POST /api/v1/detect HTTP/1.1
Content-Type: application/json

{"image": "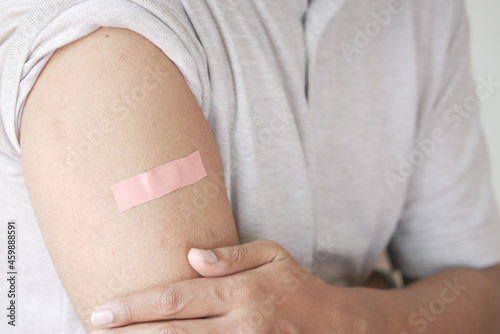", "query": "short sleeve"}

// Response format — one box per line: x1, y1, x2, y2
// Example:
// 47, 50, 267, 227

389, 0, 500, 279
0, 0, 210, 157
